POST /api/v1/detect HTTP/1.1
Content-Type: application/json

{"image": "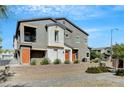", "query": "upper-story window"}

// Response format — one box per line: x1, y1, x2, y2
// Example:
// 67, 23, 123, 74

65, 33, 69, 38
87, 53, 89, 57
75, 36, 80, 43
63, 21, 65, 24
55, 30, 59, 42
17, 30, 20, 42
24, 26, 36, 42
84, 38, 87, 45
